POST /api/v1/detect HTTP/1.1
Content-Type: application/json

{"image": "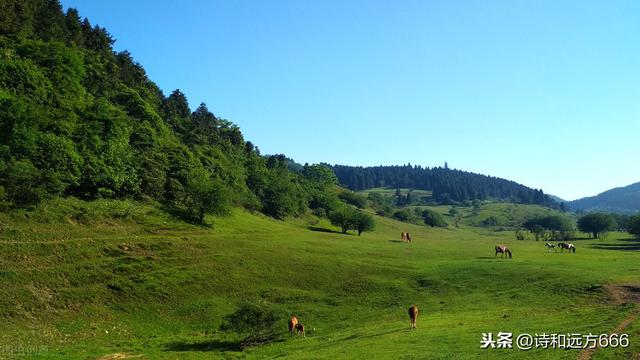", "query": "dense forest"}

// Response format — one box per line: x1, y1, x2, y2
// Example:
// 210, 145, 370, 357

0, 0, 563, 229
331, 164, 563, 209
0, 0, 378, 230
